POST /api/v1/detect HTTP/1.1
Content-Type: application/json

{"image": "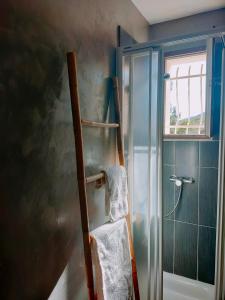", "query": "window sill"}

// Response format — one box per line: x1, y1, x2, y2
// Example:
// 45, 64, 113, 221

163, 135, 214, 142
